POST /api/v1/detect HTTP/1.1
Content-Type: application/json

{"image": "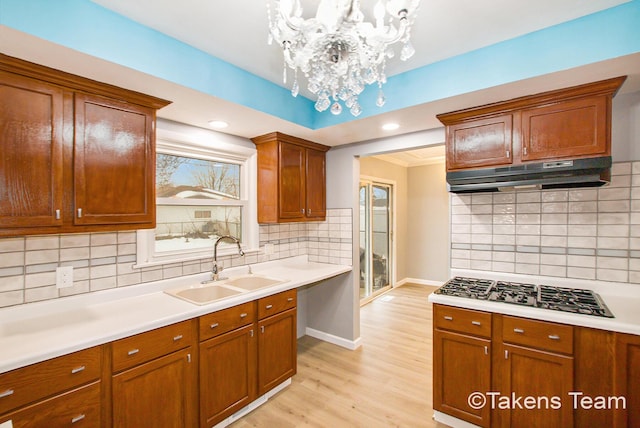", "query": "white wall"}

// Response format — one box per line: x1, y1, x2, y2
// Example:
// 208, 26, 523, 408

612, 91, 640, 162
